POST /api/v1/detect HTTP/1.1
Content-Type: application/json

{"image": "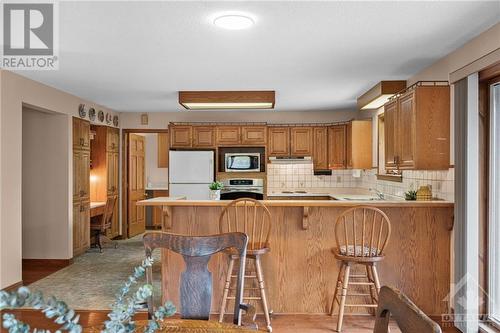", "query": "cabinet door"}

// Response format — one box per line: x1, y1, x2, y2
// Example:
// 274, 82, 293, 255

216, 126, 241, 145
312, 127, 328, 170
290, 127, 313, 156
73, 118, 81, 148
193, 126, 215, 147
328, 125, 346, 169
398, 92, 416, 169
241, 126, 267, 145
107, 128, 119, 152
73, 151, 81, 201
79, 150, 91, 200
384, 101, 398, 169
157, 133, 169, 167
108, 194, 120, 238
268, 127, 290, 156
80, 201, 90, 250
106, 151, 119, 195
72, 201, 81, 252
170, 125, 192, 148
80, 120, 91, 150
346, 122, 353, 168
